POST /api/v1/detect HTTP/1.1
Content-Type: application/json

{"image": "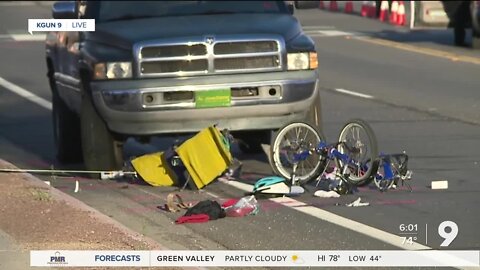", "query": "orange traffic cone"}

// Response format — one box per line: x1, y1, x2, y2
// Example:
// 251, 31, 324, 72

390, 1, 399, 24
361, 1, 369, 17
329, 1, 339, 12
319, 1, 325, 9
379, 1, 389, 21
344, 1, 353, 14
397, 1, 406, 26
367, 1, 377, 18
